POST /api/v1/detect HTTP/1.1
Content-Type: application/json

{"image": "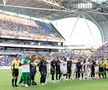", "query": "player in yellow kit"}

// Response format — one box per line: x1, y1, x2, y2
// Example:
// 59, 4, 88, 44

106, 61, 108, 71
11, 54, 20, 87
